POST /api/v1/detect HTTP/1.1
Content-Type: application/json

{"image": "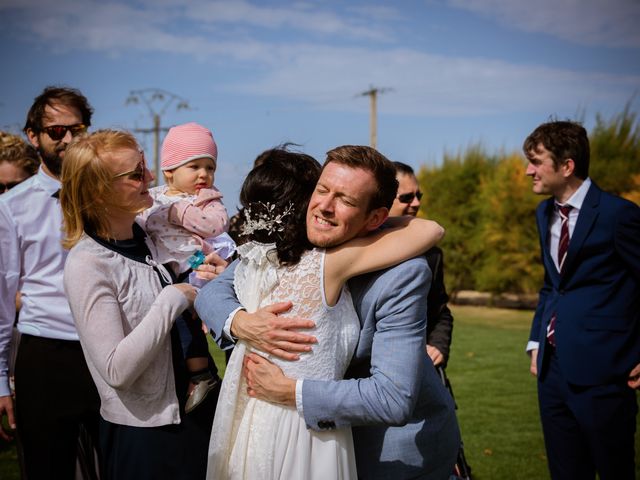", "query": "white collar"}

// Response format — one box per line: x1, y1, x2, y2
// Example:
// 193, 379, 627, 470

558, 177, 591, 210
36, 165, 62, 195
